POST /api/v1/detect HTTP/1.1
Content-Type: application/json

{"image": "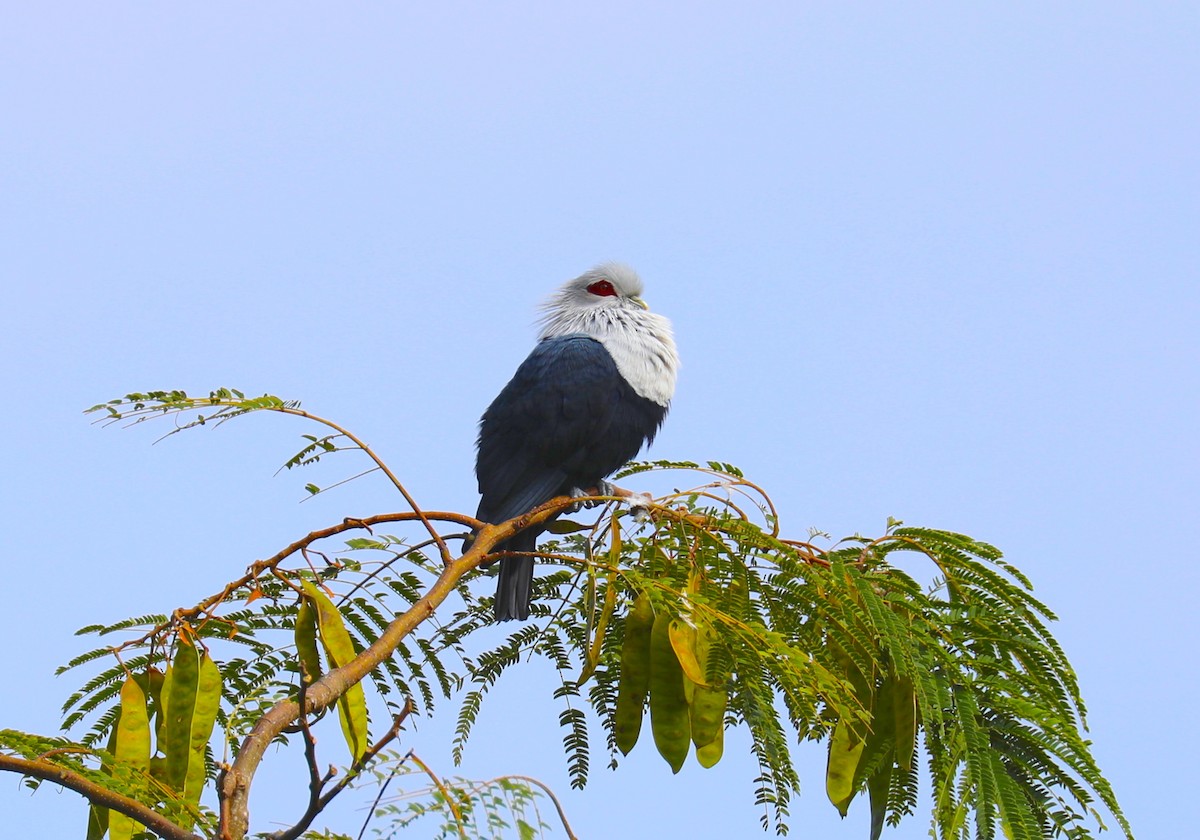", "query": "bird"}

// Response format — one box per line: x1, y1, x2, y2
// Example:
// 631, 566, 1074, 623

472, 263, 679, 621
